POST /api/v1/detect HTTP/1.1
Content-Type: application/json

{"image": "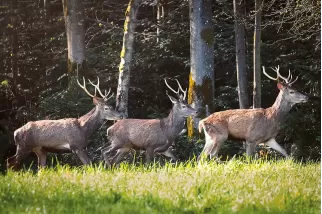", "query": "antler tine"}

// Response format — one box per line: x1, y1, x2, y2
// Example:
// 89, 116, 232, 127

77, 77, 95, 98
272, 65, 289, 83
164, 78, 179, 95
88, 77, 106, 98
104, 88, 111, 97
287, 69, 292, 83
105, 92, 114, 101
175, 79, 187, 100
288, 76, 298, 85
262, 66, 278, 81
